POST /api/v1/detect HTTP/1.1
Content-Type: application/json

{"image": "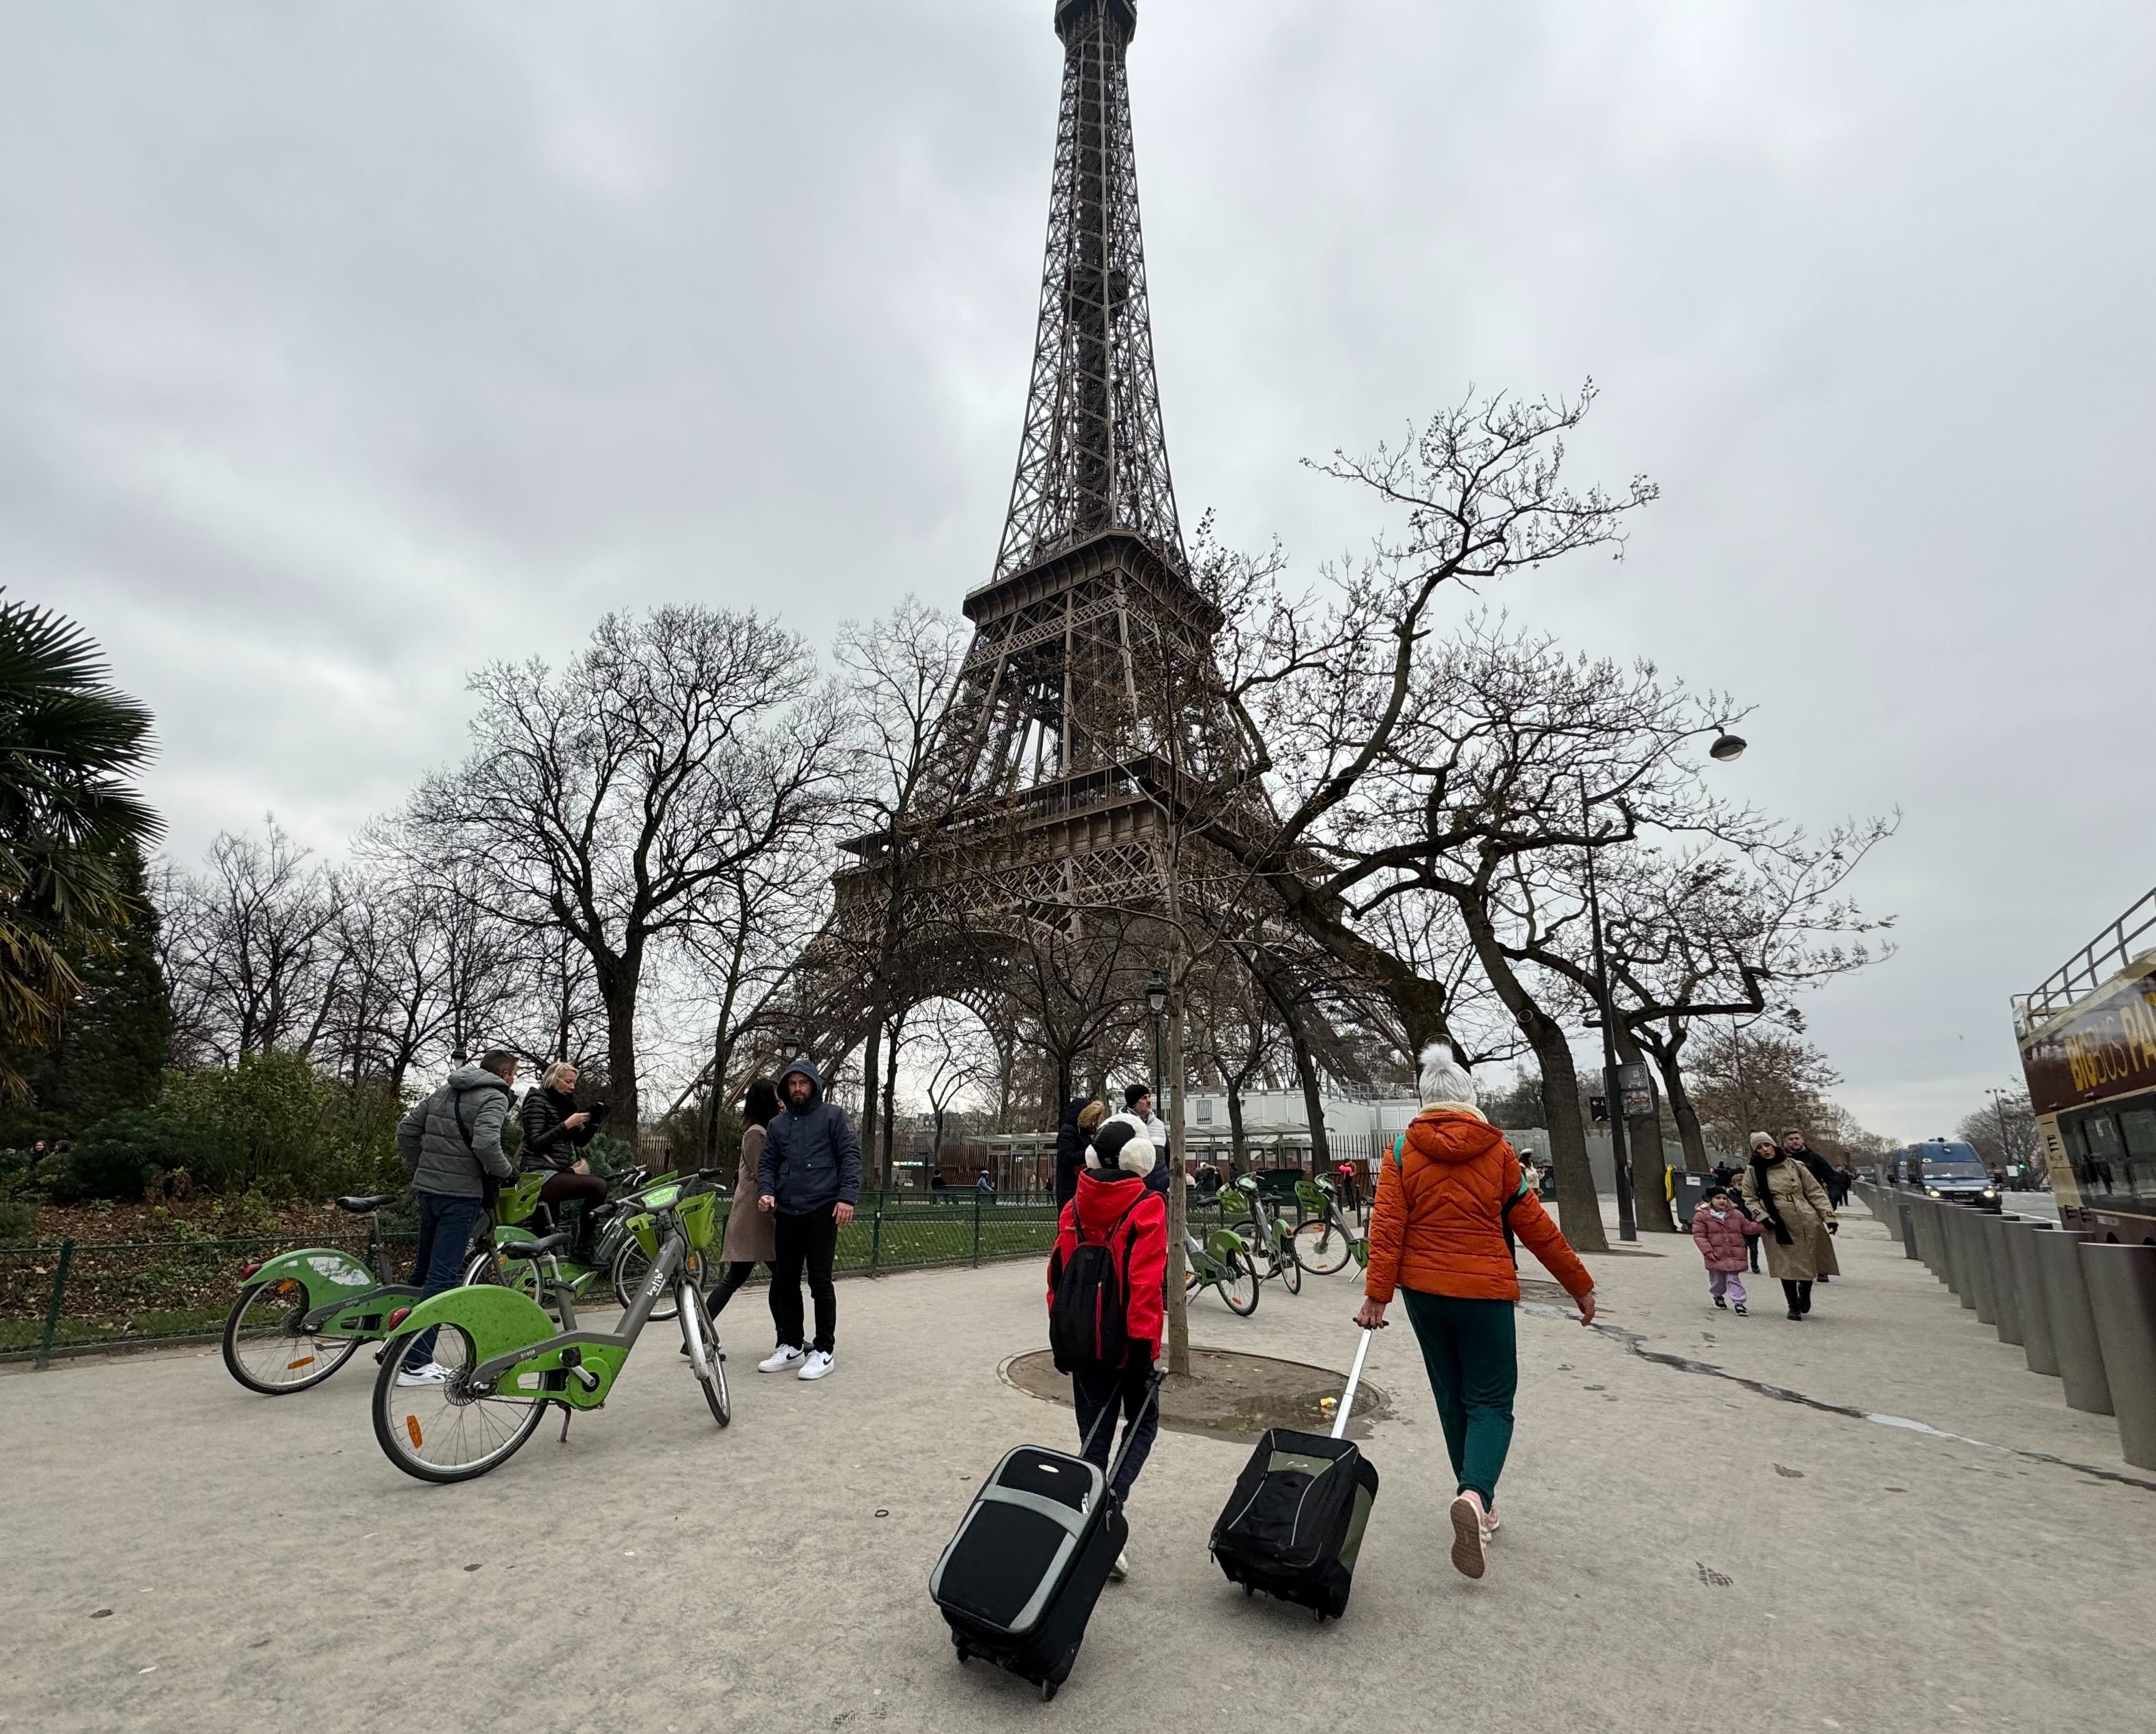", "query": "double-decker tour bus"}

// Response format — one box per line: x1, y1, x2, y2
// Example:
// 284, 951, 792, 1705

2014, 884, 2156, 1243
